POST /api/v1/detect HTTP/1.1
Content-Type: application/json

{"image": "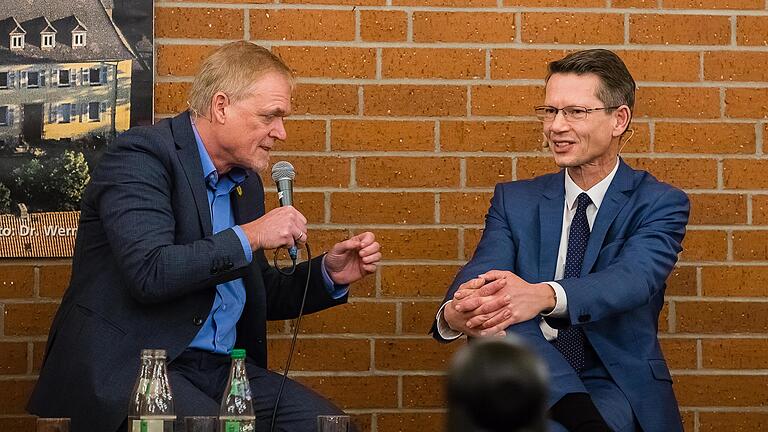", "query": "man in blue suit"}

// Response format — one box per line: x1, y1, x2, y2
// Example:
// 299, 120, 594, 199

28, 41, 381, 432
433, 49, 688, 432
